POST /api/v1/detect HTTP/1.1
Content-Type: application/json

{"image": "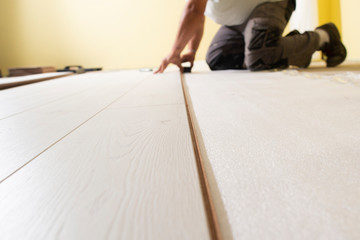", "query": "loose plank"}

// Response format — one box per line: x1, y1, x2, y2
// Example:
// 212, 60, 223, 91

184, 69, 360, 240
